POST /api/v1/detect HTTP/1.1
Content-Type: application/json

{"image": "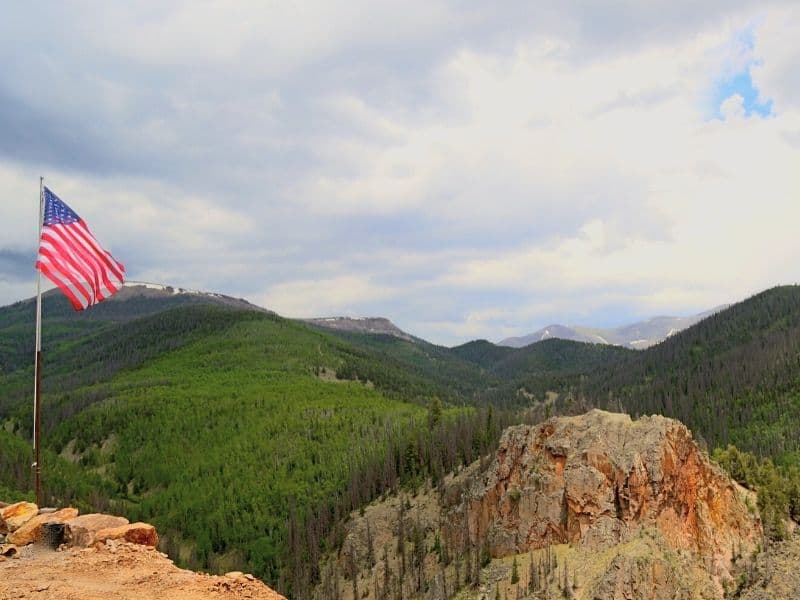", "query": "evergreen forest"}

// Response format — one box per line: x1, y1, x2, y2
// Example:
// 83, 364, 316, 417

3, 284, 800, 597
